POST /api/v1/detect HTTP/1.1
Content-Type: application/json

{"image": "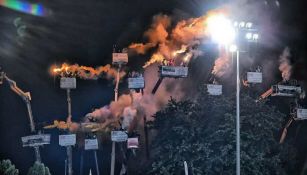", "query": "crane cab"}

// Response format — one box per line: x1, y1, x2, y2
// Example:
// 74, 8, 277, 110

159, 66, 188, 78
271, 85, 301, 97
